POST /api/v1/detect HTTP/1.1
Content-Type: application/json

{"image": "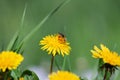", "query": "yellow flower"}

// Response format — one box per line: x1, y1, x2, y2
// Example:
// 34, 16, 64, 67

49, 71, 80, 80
91, 44, 120, 66
0, 51, 24, 72
39, 33, 71, 56
19, 77, 24, 80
